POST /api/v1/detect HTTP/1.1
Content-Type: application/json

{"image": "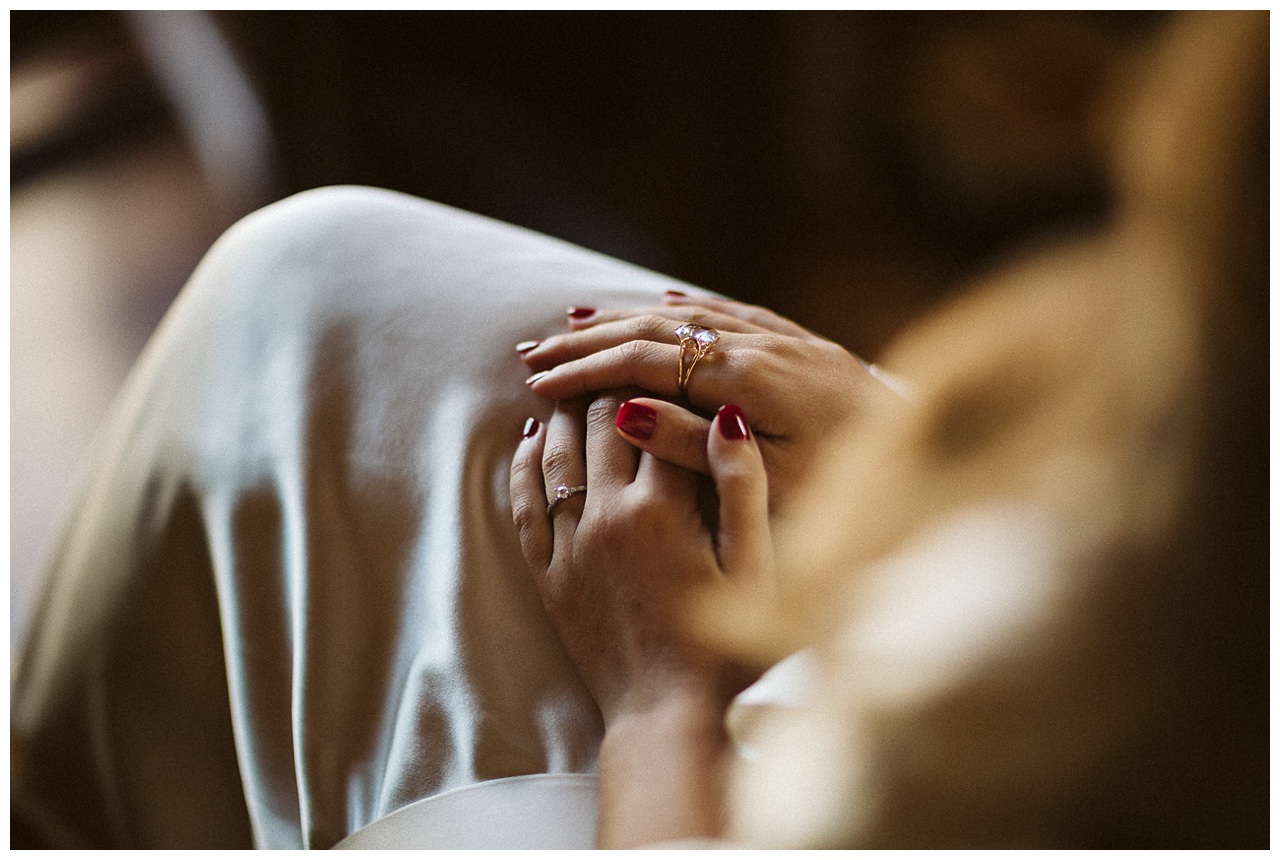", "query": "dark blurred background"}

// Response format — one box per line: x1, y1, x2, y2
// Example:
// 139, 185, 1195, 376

10, 11, 1172, 644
